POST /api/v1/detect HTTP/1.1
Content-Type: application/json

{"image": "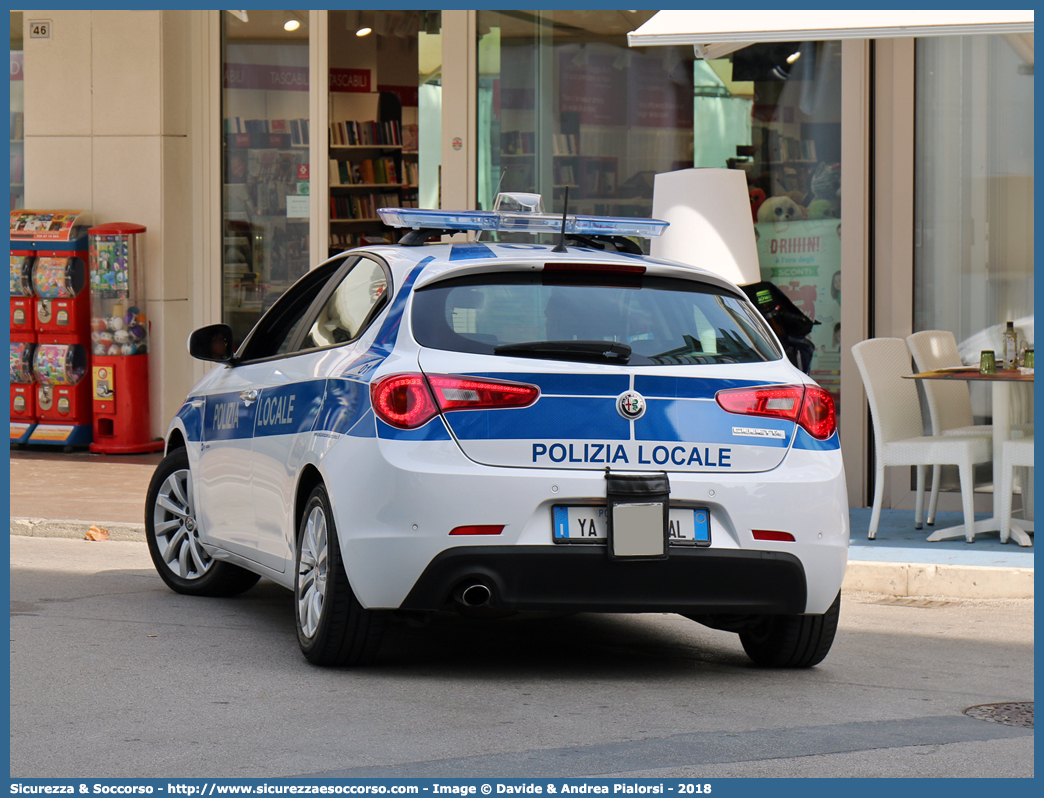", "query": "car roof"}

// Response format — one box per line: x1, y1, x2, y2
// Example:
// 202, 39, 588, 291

351, 240, 748, 298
